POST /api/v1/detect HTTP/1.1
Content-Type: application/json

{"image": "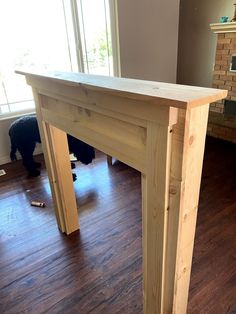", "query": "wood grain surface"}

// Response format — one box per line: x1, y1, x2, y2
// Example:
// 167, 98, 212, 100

0, 137, 235, 313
